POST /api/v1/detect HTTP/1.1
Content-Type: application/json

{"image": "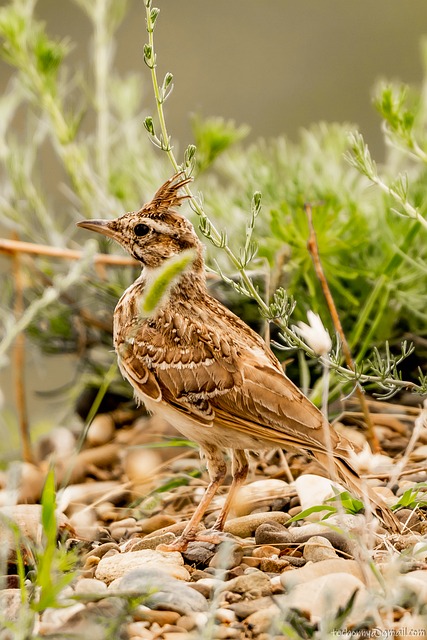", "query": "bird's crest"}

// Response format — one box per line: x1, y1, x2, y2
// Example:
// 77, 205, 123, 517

143, 171, 192, 217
